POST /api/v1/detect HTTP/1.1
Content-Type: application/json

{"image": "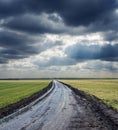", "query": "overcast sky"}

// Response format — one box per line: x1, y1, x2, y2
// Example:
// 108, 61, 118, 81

0, 0, 118, 78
